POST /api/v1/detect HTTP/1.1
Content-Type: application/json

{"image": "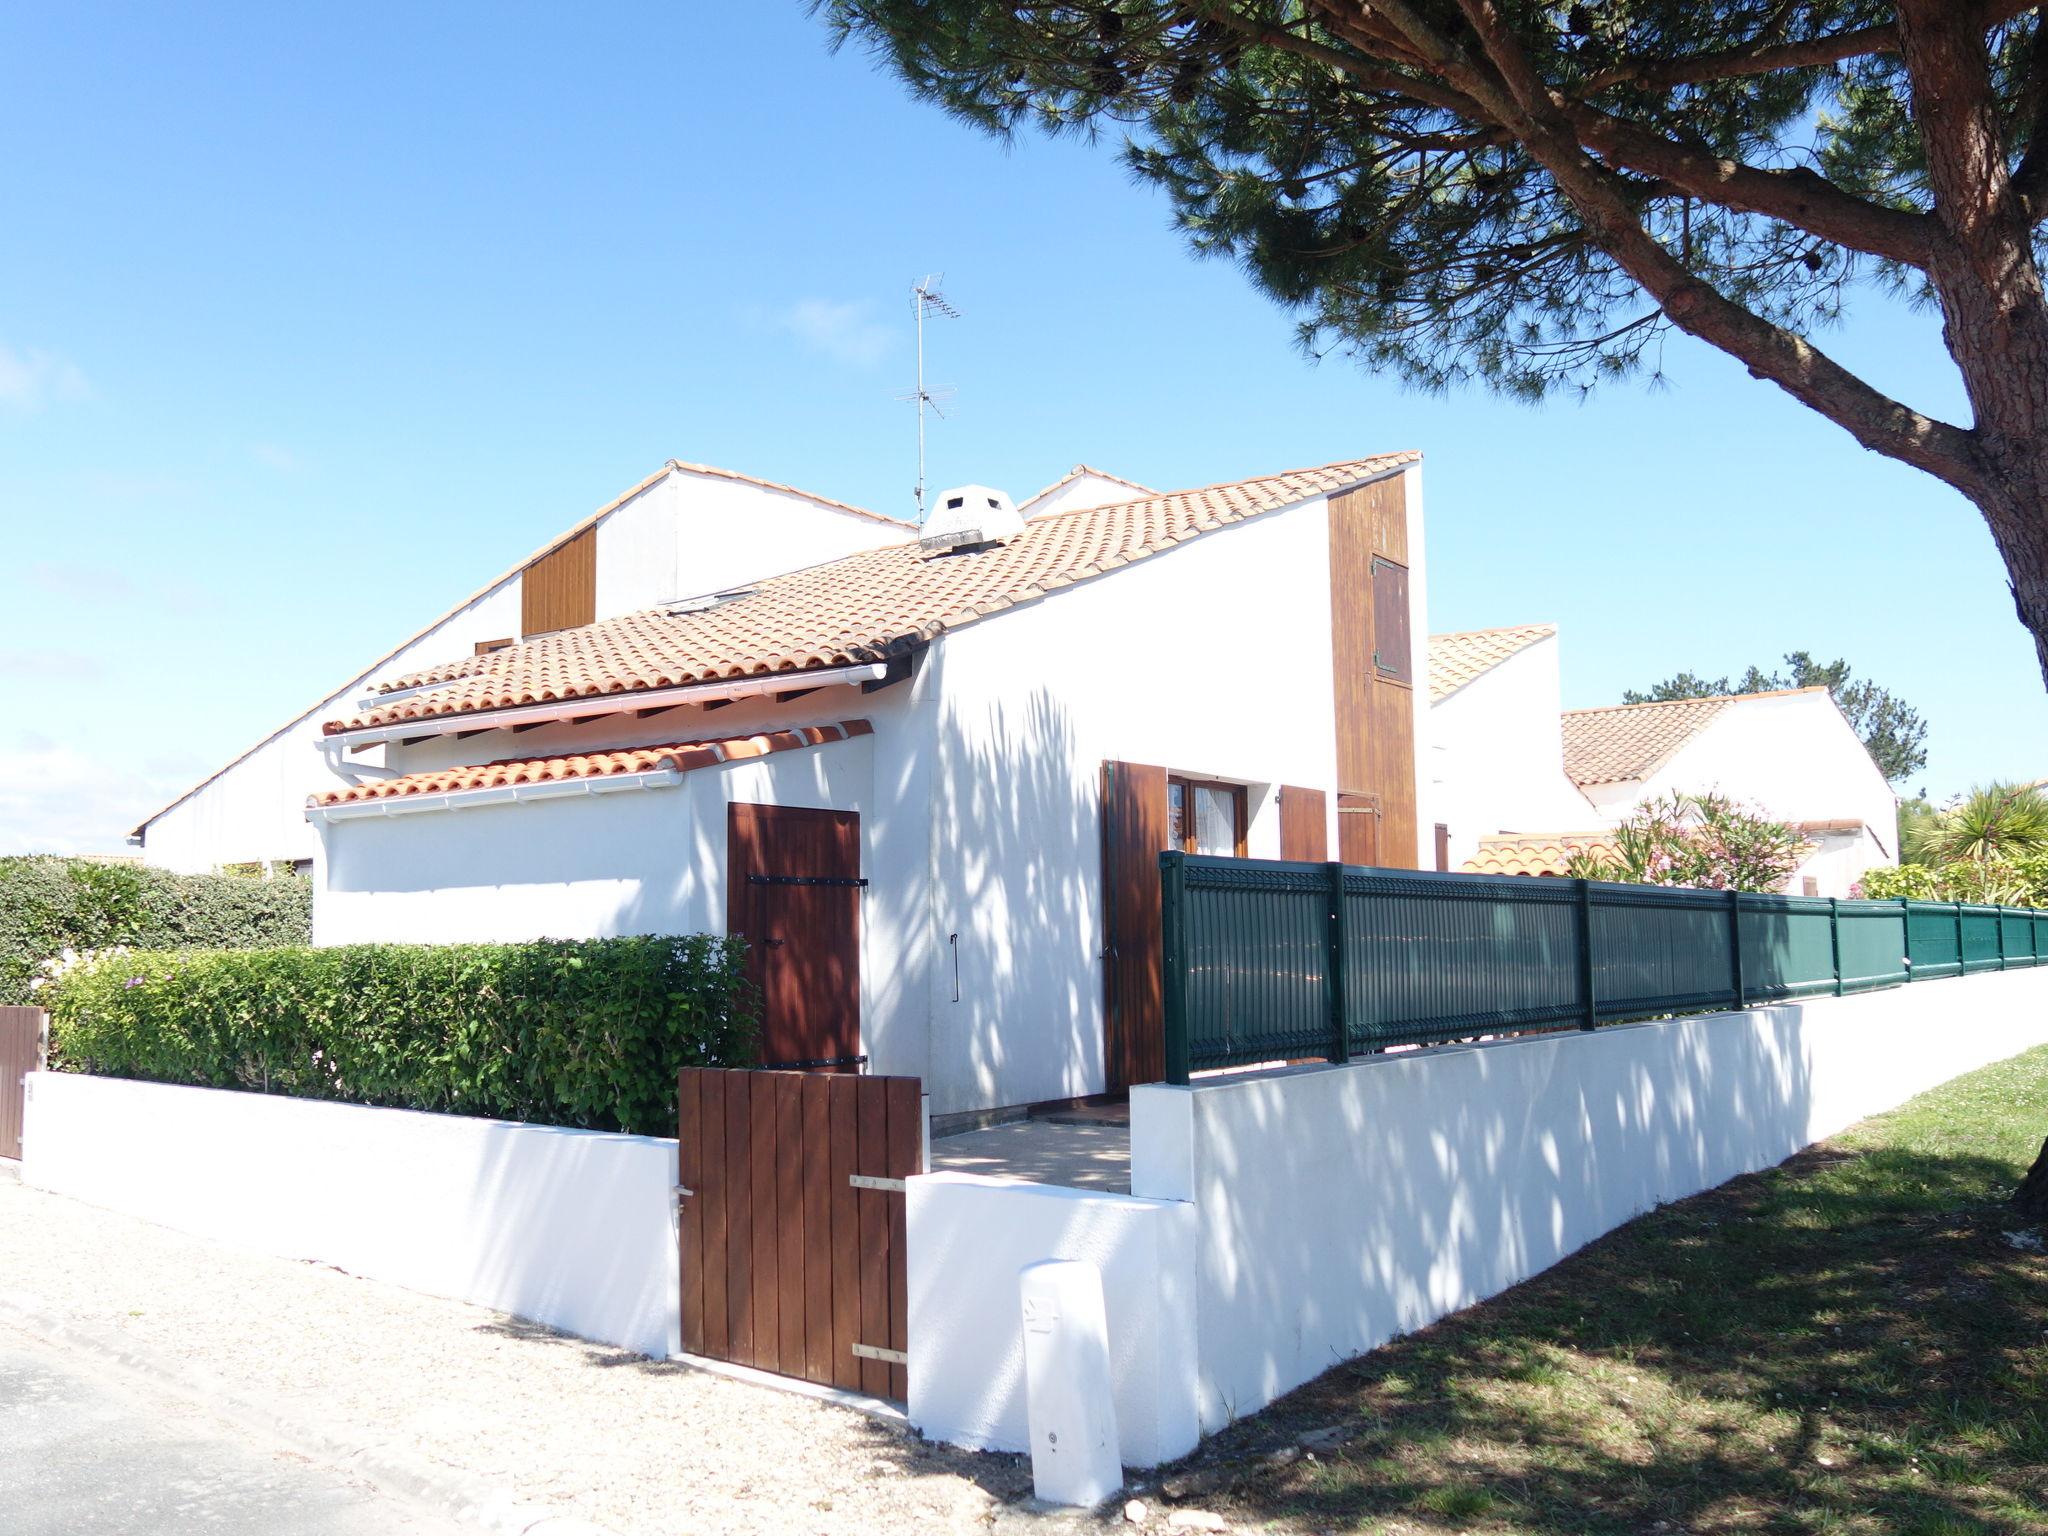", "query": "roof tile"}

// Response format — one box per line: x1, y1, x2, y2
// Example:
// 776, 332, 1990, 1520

1427, 624, 1555, 703
312, 720, 874, 807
